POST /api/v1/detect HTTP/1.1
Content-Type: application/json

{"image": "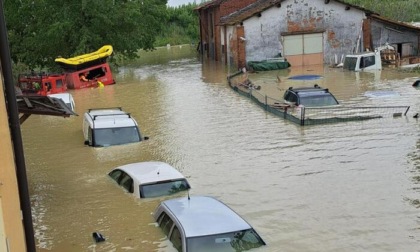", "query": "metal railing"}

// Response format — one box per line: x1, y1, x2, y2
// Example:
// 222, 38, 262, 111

227, 71, 410, 126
